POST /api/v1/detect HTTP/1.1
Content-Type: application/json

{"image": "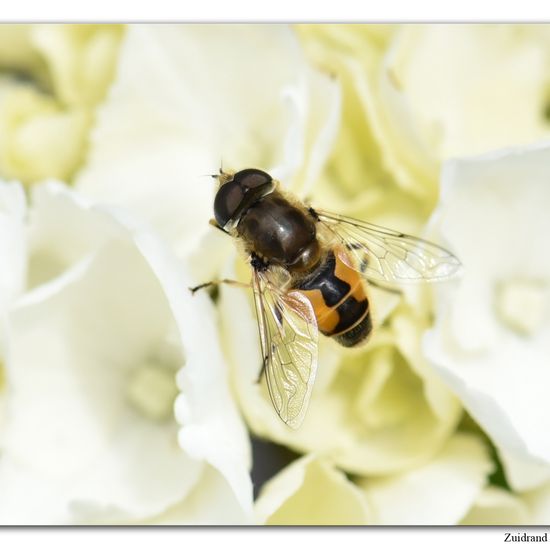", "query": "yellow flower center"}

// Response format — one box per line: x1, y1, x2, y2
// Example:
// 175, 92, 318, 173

126, 361, 179, 422
495, 278, 548, 336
